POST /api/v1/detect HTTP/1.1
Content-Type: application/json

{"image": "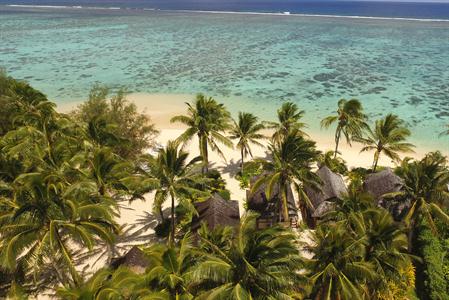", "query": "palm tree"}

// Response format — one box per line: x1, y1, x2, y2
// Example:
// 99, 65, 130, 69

265, 102, 308, 144
354, 209, 411, 297
142, 141, 203, 244
137, 234, 196, 299
171, 94, 232, 173
307, 222, 377, 300
251, 130, 321, 225
321, 98, 367, 159
229, 112, 265, 173
192, 212, 306, 299
357, 114, 414, 171
395, 152, 449, 249
57, 267, 139, 299
322, 189, 374, 222
317, 150, 348, 175
0, 173, 118, 287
